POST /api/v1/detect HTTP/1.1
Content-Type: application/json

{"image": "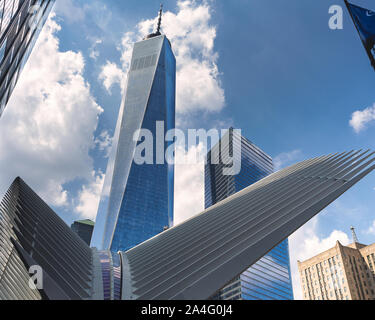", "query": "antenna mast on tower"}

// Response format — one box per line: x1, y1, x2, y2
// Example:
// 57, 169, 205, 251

156, 4, 163, 34
350, 226, 359, 243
